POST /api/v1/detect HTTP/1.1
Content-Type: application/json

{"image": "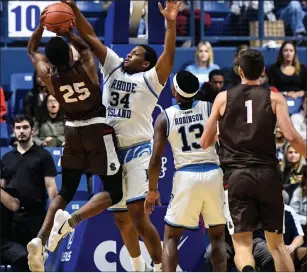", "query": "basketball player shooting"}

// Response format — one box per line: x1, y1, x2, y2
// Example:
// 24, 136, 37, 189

200, 49, 306, 272
26, 9, 123, 272
59, 0, 181, 271
144, 71, 227, 272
